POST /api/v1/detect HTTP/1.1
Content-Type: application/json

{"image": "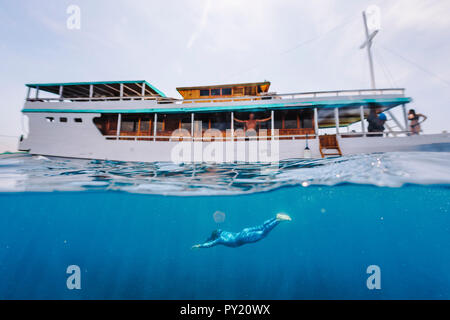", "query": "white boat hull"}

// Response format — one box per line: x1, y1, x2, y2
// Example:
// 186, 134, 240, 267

19, 112, 450, 162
